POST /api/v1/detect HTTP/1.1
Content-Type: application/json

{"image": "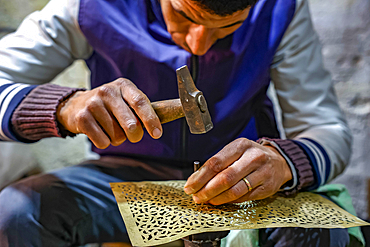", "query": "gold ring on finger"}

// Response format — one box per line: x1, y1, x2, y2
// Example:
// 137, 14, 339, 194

242, 177, 253, 192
